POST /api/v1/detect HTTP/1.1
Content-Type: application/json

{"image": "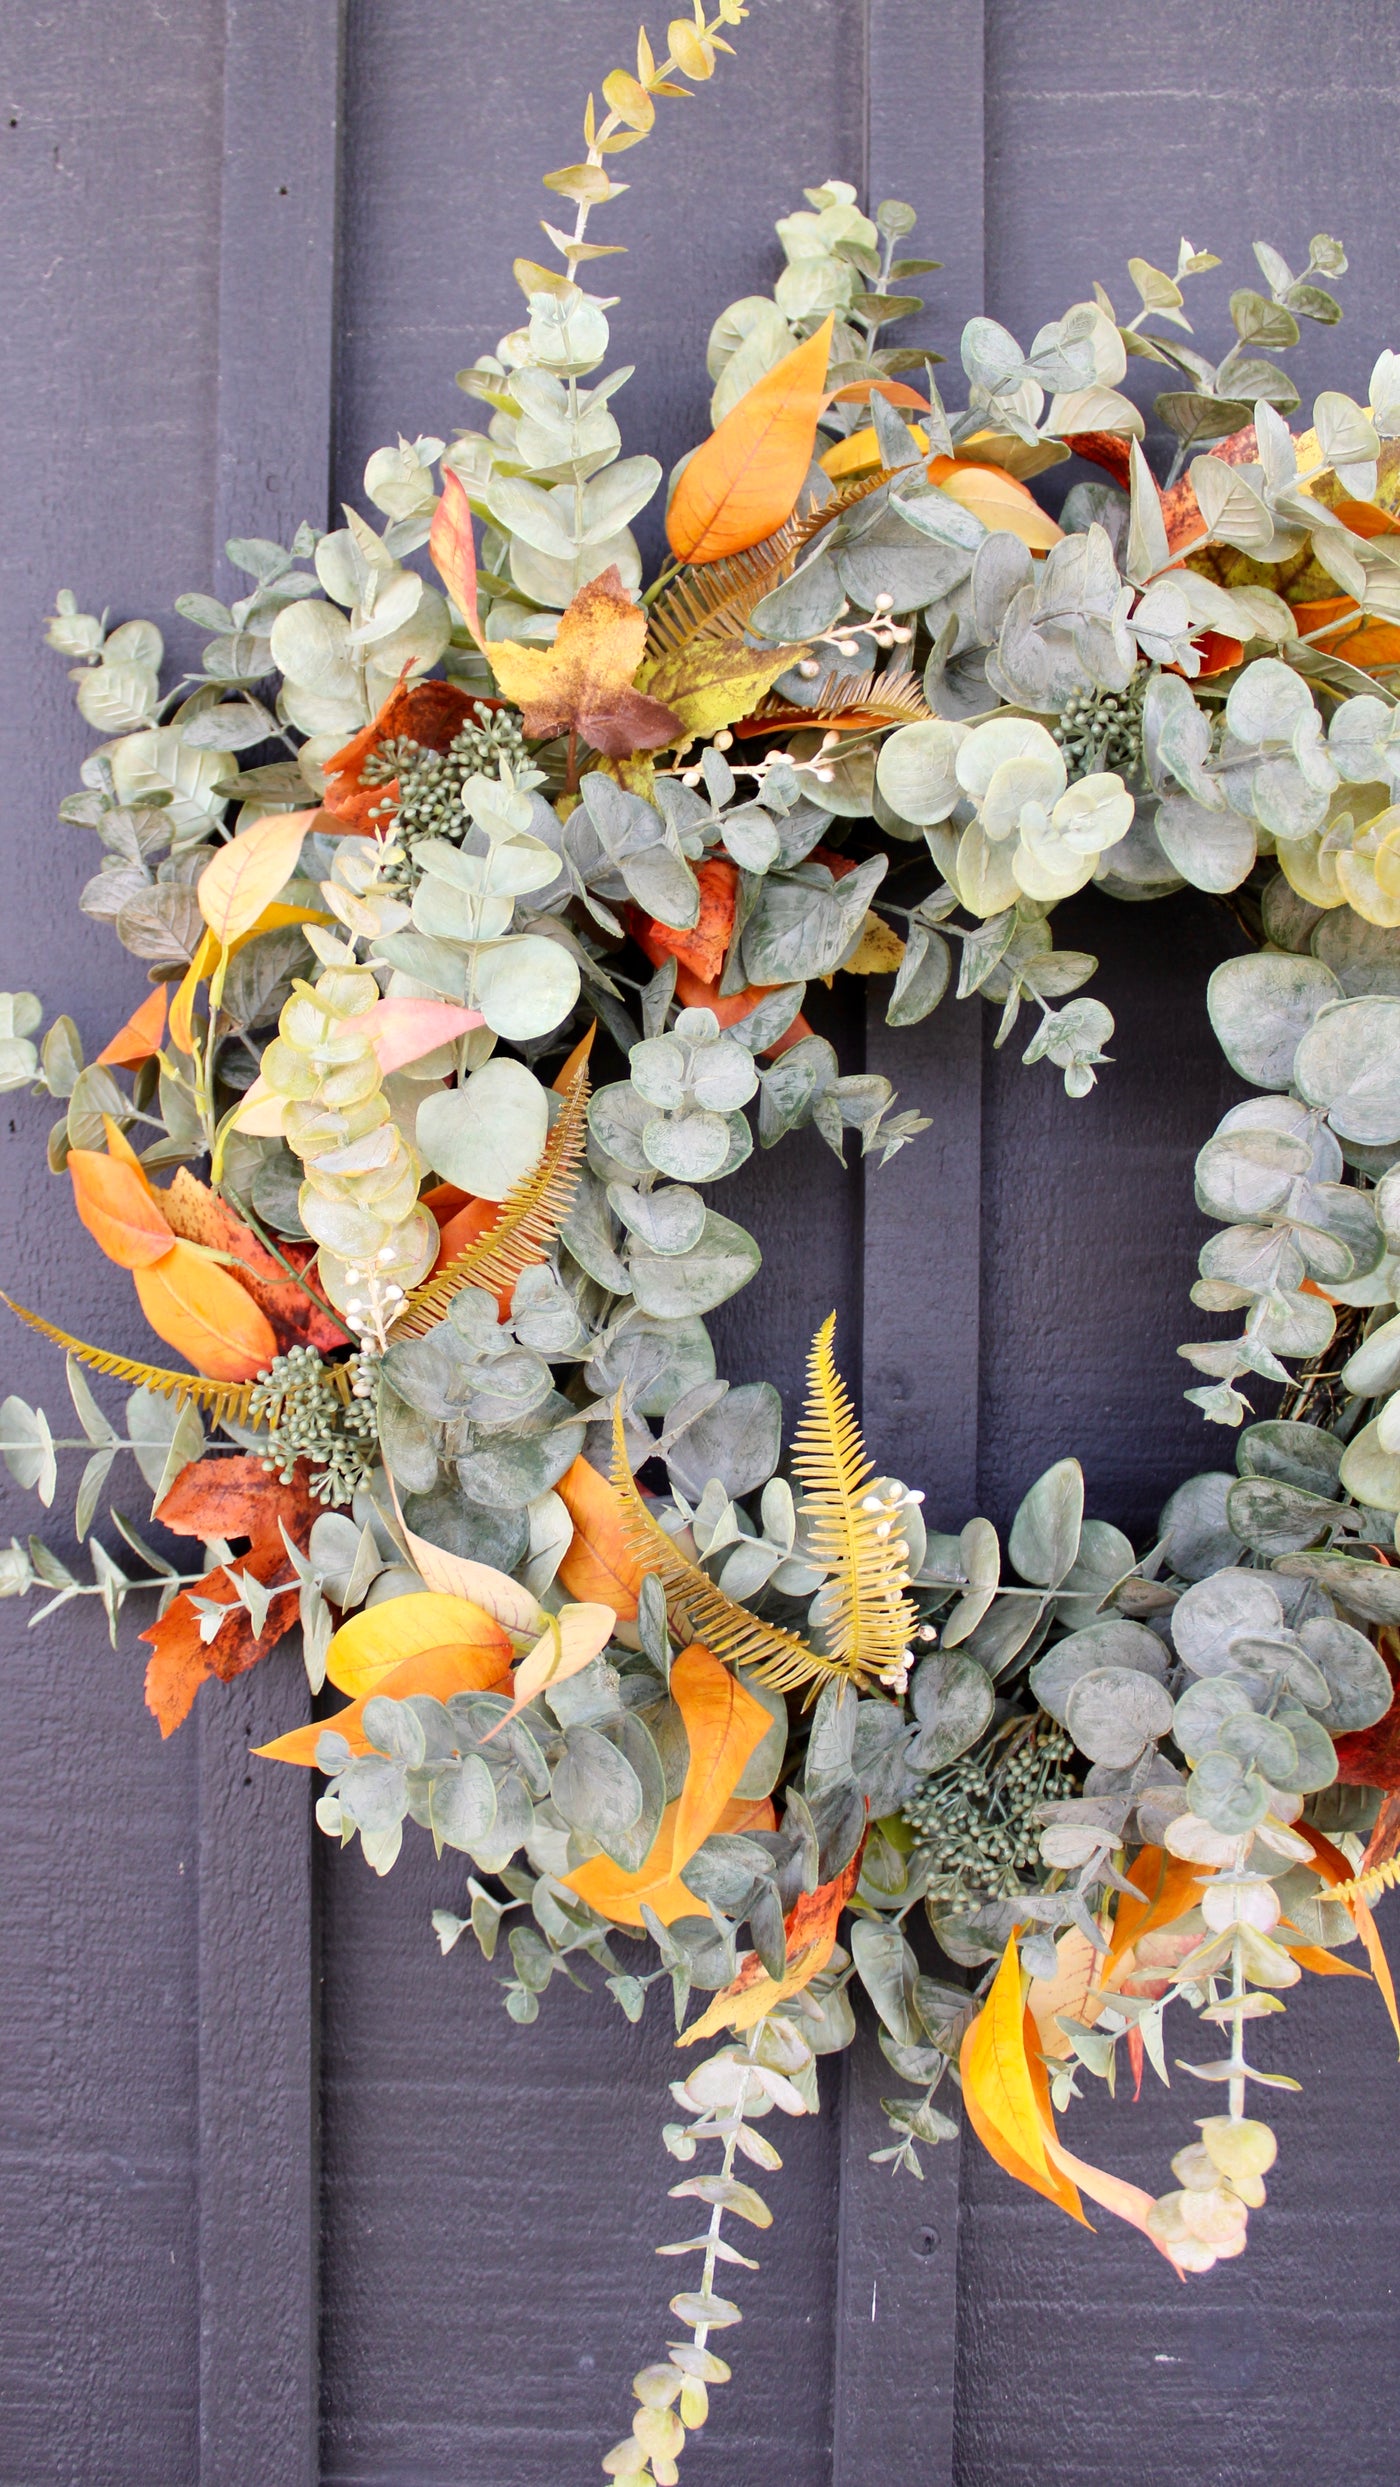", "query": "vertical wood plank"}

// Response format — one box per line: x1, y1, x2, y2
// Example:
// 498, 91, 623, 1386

837, 5, 987, 2480
198, 6, 344, 2480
